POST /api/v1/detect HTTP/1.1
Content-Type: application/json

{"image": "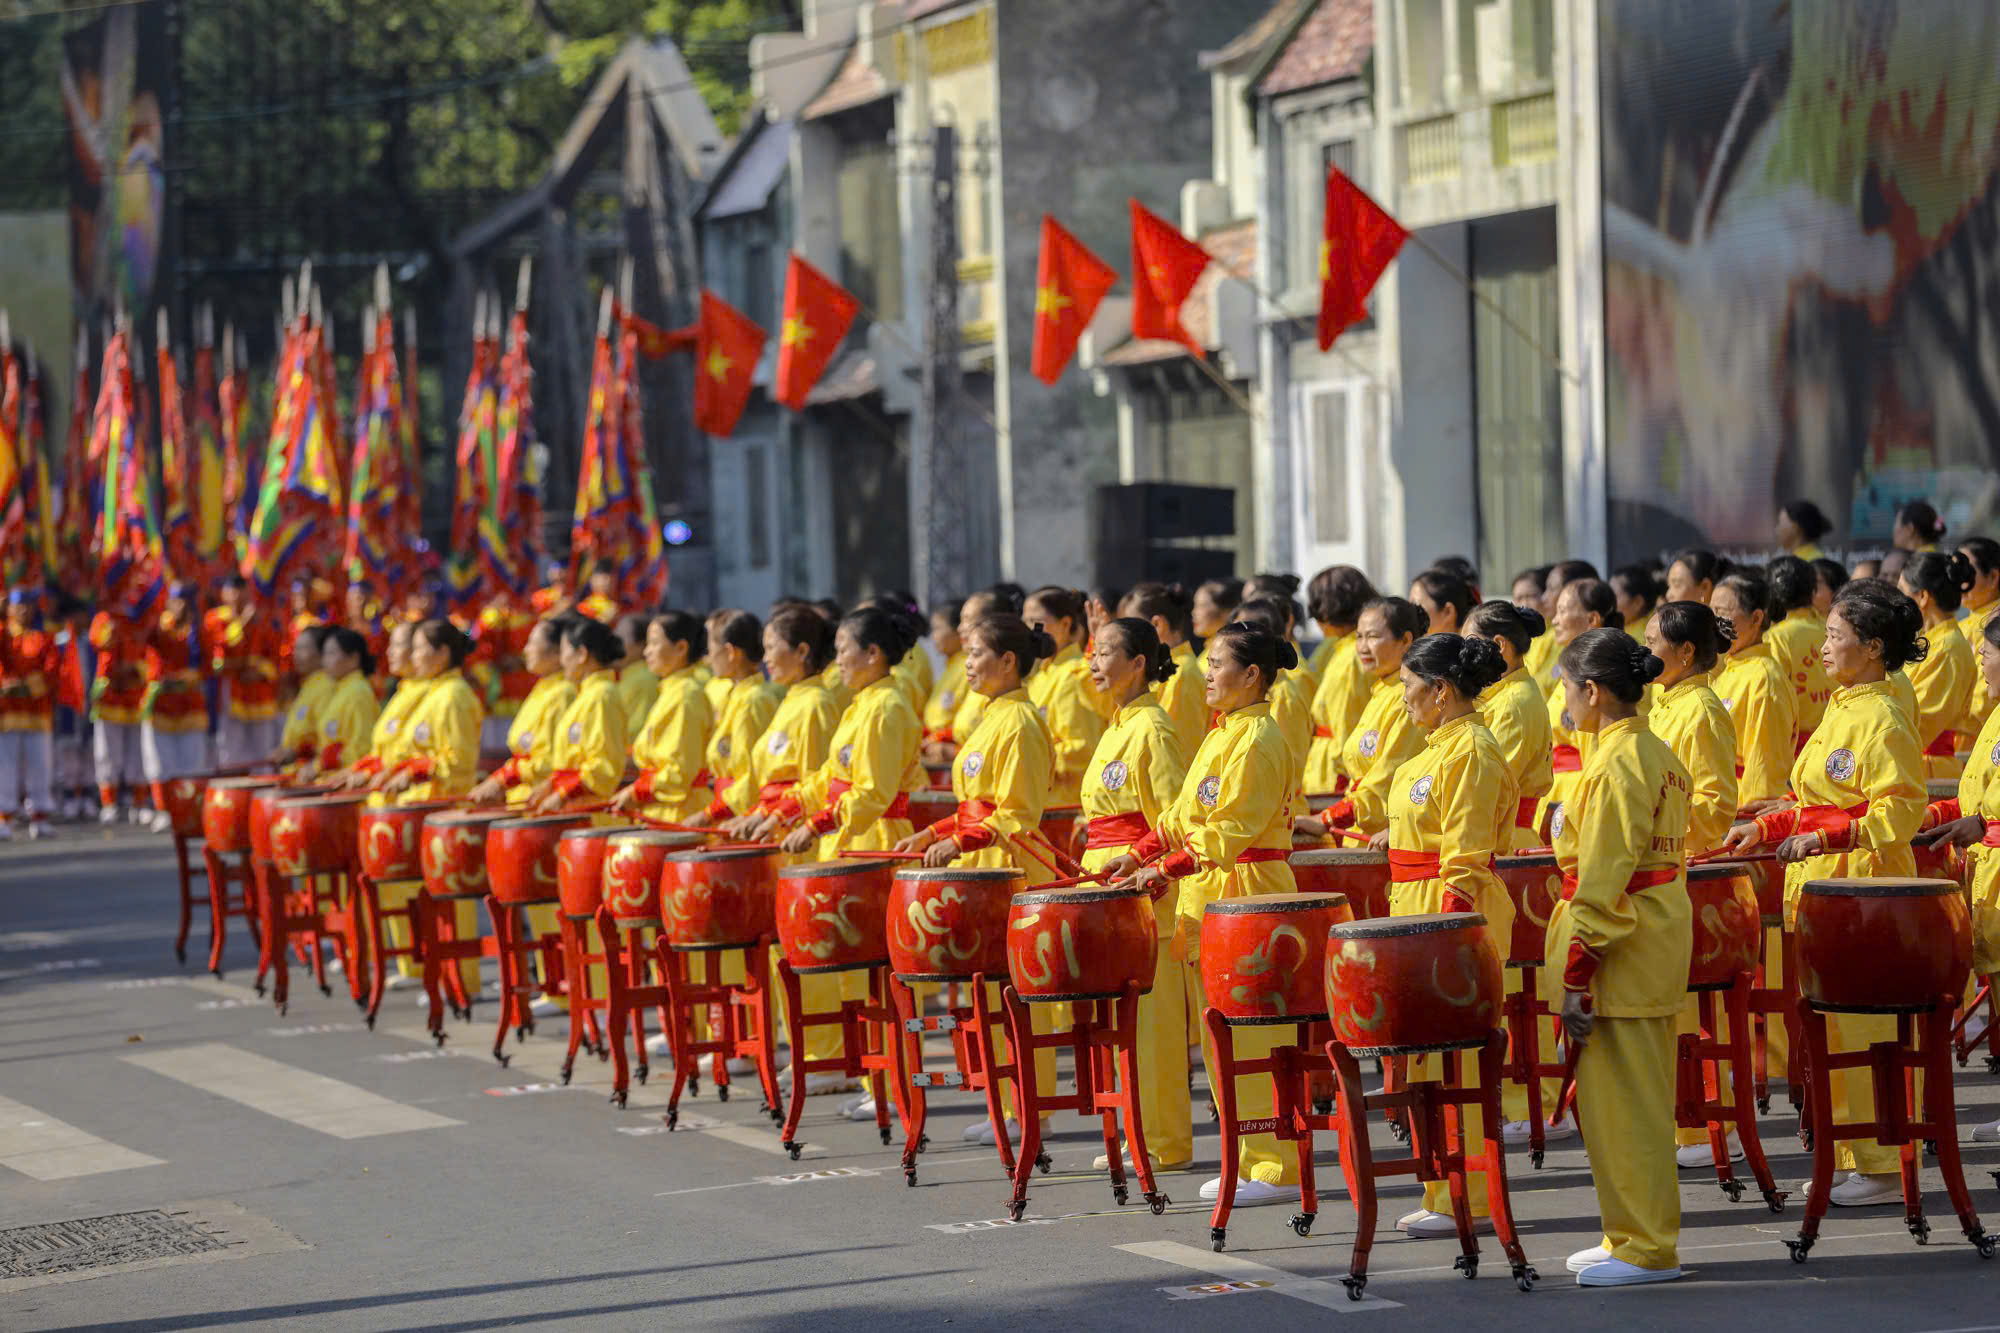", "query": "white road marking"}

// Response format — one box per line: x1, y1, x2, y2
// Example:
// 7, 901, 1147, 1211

1115, 1241, 1402, 1312
926, 1217, 1060, 1234
124, 1043, 460, 1138
0, 1093, 163, 1180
